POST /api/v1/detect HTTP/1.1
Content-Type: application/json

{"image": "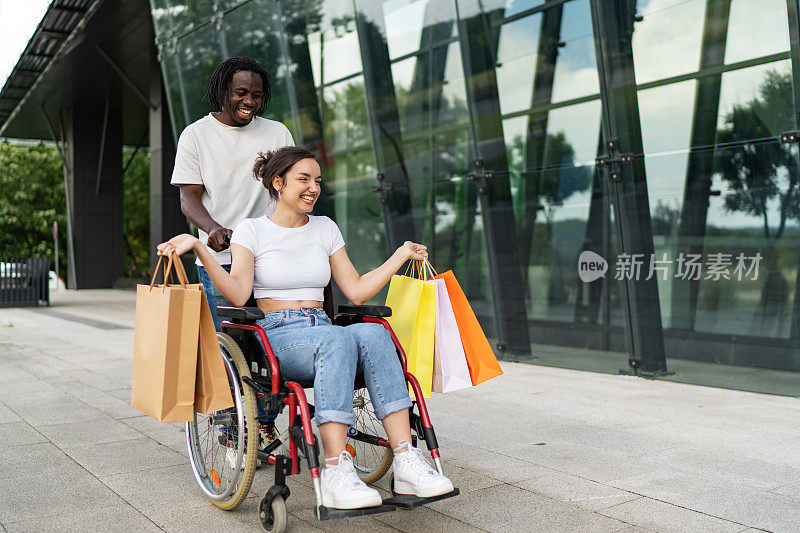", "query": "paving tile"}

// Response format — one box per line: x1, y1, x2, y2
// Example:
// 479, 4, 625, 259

36, 416, 143, 447
106, 387, 132, 402
63, 437, 187, 476
51, 380, 142, 420
373, 504, 485, 533
599, 496, 744, 533
0, 403, 20, 424
514, 472, 640, 511
449, 451, 552, 483
0, 385, 62, 407
0, 442, 86, 481
611, 470, 800, 531
0, 421, 47, 447
10, 397, 106, 427
769, 480, 800, 501
119, 415, 188, 449
638, 445, 800, 491
3, 504, 160, 533
0, 470, 128, 524
100, 464, 211, 514
504, 440, 658, 484
426, 483, 628, 532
